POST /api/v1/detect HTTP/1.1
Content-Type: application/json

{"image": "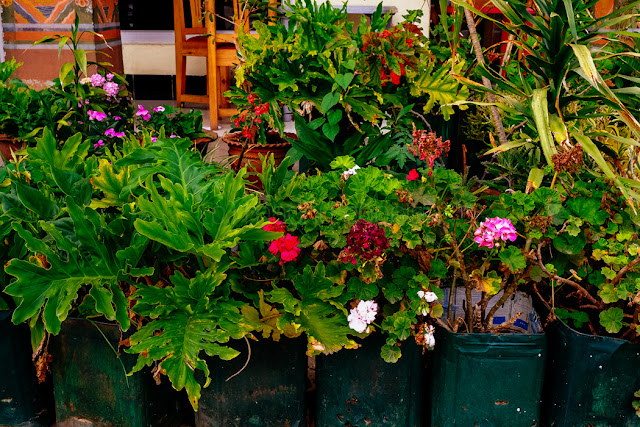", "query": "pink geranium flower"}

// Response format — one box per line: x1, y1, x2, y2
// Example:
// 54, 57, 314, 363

474, 217, 517, 248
